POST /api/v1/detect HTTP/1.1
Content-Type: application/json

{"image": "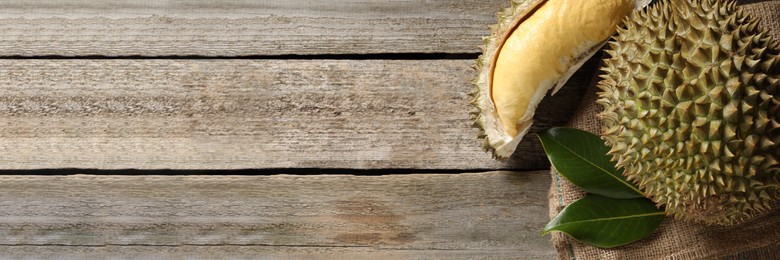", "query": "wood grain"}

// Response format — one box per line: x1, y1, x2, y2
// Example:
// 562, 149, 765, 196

0, 0, 505, 56
0, 246, 549, 260
0, 58, 596, 170
0, 0, 773, 57
0, 171, 555, 259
